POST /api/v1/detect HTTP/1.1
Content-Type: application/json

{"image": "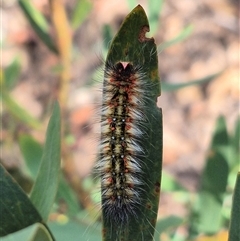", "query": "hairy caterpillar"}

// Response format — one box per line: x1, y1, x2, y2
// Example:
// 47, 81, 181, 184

96, 61, 148, 225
